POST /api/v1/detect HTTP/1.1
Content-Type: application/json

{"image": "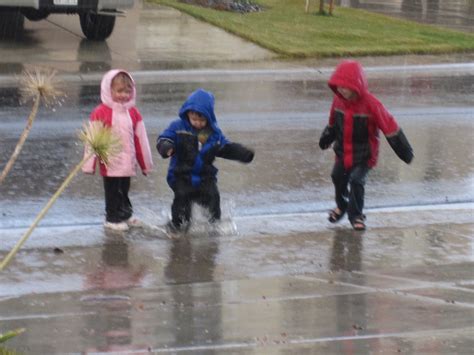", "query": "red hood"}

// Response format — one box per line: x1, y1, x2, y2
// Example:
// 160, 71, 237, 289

328, 60, 368, 101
